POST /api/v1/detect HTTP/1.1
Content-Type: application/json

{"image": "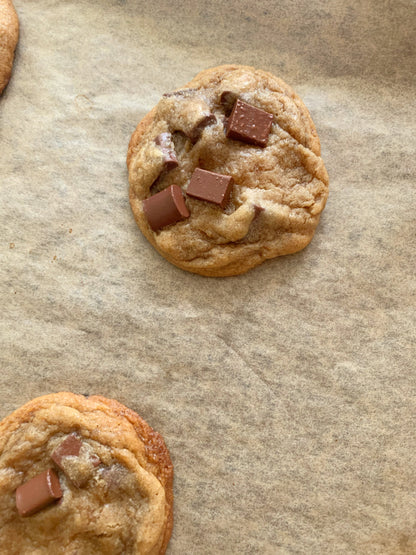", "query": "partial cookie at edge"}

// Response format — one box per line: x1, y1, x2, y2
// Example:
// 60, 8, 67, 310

0, 0, 19, 94
0, 392, 173, 554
